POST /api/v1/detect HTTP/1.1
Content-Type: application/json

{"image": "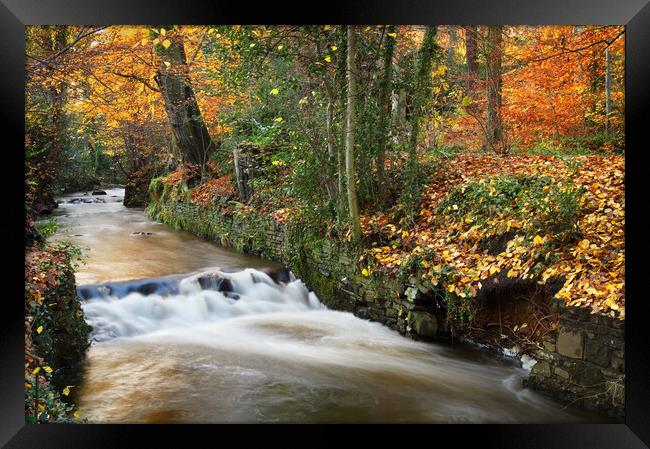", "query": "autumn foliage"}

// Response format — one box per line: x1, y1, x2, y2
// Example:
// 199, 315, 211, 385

360, 153, 624, 319
190, 175, 236, 206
